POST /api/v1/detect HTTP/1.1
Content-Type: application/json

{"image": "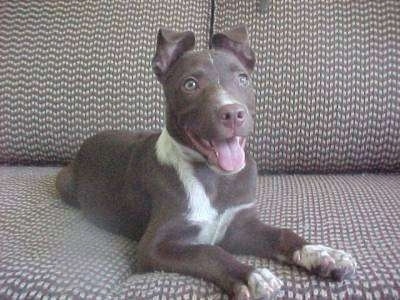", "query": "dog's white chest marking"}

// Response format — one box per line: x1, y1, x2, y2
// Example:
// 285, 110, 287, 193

189, 195, 253, 245
182, 173, 253, 245
156, 128, 253, 245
